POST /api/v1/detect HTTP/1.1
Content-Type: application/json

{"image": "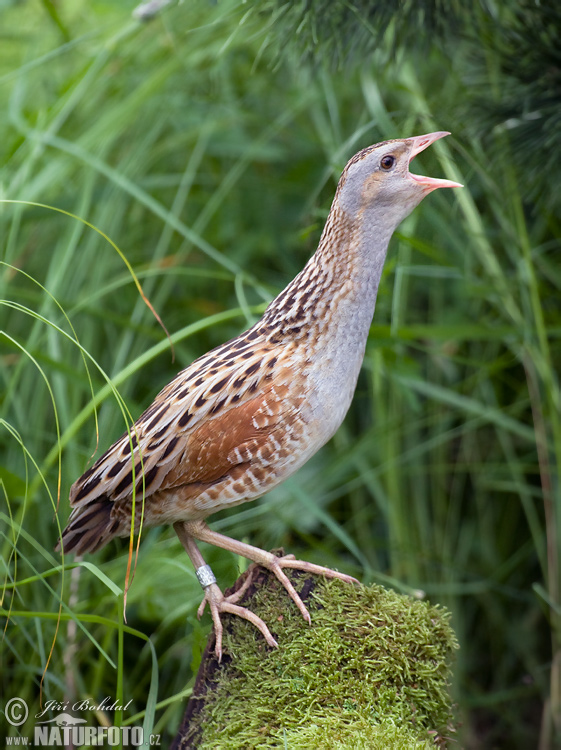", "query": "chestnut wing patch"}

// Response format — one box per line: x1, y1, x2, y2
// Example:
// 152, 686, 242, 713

155, 382, 303, 491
